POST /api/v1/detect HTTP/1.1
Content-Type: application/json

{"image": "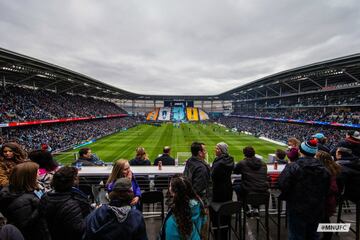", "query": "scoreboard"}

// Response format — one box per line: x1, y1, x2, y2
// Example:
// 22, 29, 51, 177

164, 101, 194, 108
